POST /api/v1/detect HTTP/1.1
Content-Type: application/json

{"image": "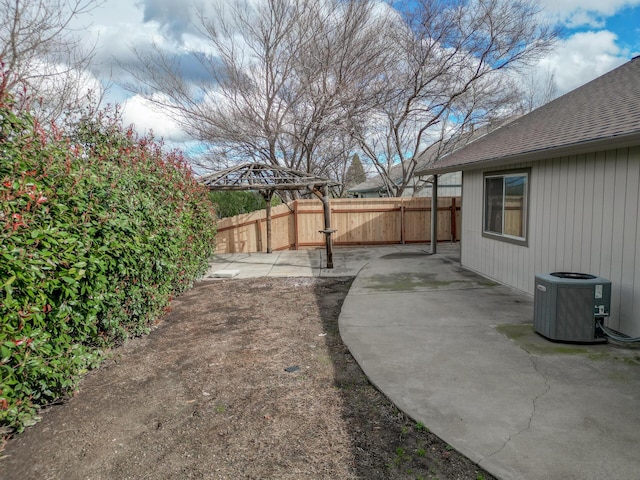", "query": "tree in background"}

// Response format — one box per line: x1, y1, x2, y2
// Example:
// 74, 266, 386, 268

124, 0, 557, 195
209, 190, 281, 218
343, 154, 366, 196
353, 0, 558, 196
0, 0, 101, 122
517, 65, 559, 113
125, 0, 392, 178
